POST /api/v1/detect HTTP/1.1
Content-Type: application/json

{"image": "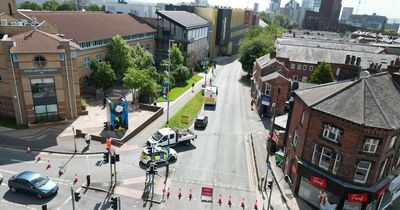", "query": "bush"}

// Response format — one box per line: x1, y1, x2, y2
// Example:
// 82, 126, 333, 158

172, 65, 190, 83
